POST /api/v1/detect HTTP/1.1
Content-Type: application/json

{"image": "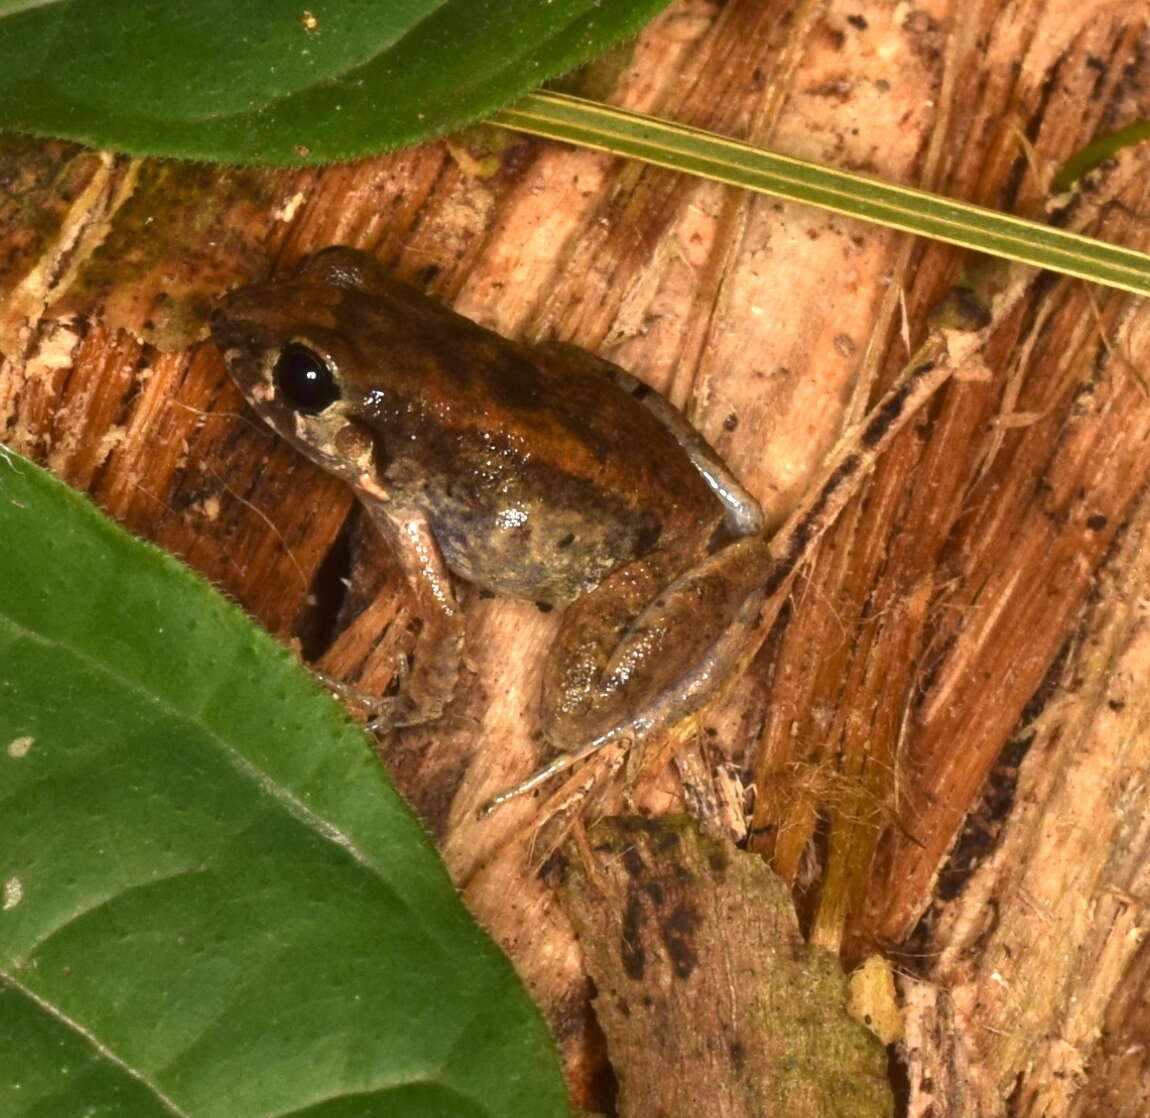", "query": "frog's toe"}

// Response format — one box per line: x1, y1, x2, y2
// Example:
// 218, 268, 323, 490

365, 694, 422, 733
